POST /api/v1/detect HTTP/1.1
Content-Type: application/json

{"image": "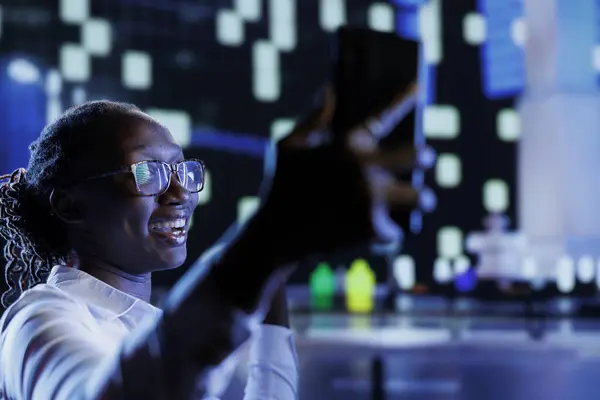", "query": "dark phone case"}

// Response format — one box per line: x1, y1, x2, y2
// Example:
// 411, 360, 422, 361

331, 26, 420, 233
331, 26, 419, 141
